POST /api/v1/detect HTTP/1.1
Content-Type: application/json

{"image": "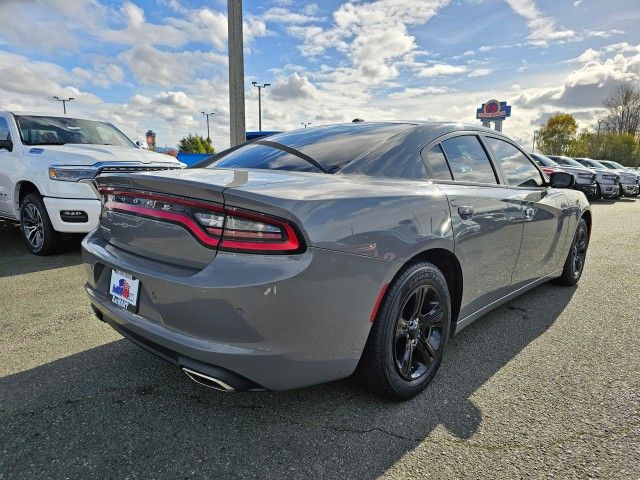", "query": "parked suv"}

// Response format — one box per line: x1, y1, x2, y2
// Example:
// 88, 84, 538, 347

597, 160, 639, 197
573, 158, 622, 199
549, 155, 619, 199
531, 153, 597, 198
0, 112, 184, 255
